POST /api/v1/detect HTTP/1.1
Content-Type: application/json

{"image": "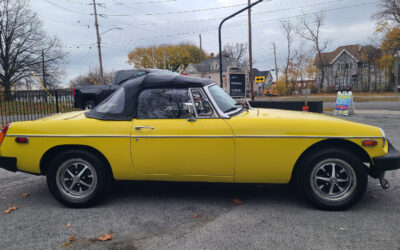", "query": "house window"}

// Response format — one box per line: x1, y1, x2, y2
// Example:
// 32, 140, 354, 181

351, 75, 358, 85
339, 63, 351, 70
210, 62, 219, 71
